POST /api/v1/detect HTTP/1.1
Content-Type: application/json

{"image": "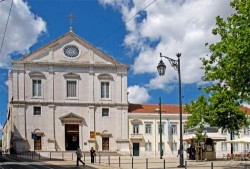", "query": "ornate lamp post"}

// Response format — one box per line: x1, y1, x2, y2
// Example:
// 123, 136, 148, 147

159, 97, 163, 159
157, 53, 185, 168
